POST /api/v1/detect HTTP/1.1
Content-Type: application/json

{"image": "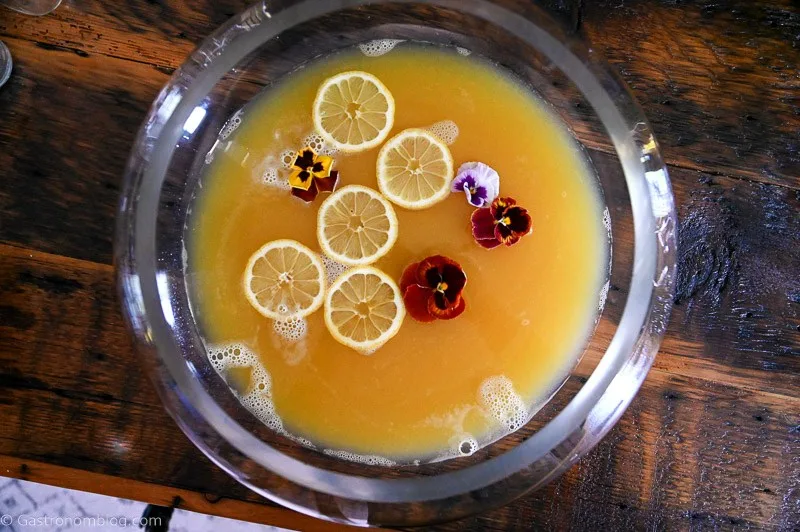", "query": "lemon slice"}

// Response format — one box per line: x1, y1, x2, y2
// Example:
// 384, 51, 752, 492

376, 128, 454, 209
324, 266, 405, 354
317, 184, 398, 266
313, 71, 395, 152
243, 239, 325, 320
